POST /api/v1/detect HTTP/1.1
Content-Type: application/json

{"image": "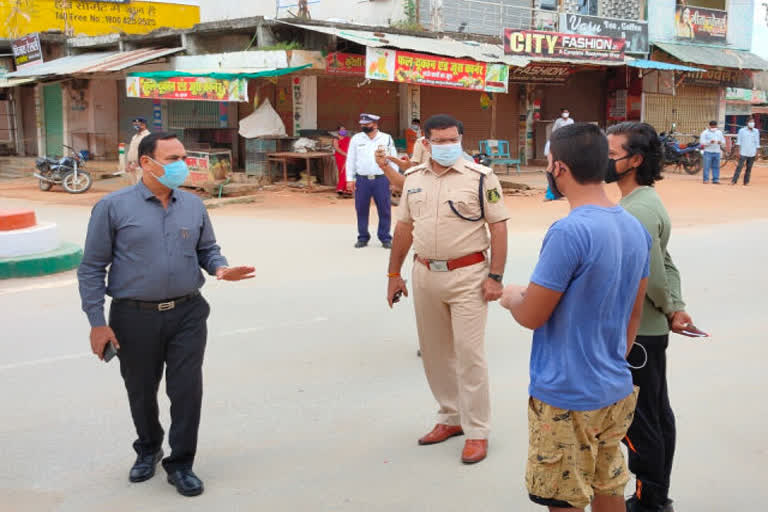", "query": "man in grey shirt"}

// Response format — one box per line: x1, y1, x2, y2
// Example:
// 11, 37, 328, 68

78, 132, 254, 497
